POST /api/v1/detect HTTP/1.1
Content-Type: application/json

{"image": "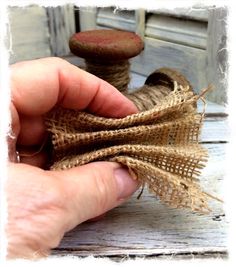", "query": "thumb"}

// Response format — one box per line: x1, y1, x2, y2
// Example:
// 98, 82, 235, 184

52, 161, 139, 231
